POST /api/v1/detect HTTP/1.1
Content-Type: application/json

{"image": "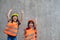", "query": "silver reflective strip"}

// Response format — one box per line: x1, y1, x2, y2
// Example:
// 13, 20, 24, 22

29, 33, 34, 36
6, 30, 17, 34
13, 28, 18, 30
26, 33, 34, 40
26, 37, 34, 40
6, 26, 18, 30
